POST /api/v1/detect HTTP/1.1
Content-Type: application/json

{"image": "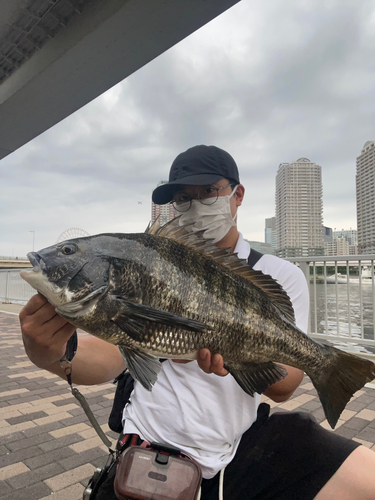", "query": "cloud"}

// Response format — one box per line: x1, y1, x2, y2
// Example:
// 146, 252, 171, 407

1, 0, 375, 255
